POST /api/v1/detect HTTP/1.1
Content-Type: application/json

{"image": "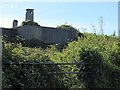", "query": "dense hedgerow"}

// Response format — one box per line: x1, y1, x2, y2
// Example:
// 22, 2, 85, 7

2, 33, 120, 89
